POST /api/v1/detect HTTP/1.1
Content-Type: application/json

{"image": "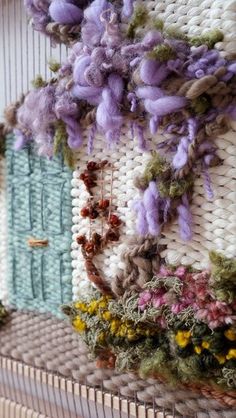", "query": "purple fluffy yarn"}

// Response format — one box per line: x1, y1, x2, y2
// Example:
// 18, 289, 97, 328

136, 86, 164, 100
24, 0, 50, 33
13, 129, 29, 151
135, 123, 148, 151
177, 194, 192, 241
49, 0, 83, 25
96, 73, 124, 145
133, 200, 149, 236
63, 115, 83, 149
172, 136, 189, 169
144, 96, 187, 116
140, 59, 169, 86
17, 85, 57, 158
82, 0, 113, 47
143, 181, 160, 236
202, 164, 214, 200
55, 84, 83, 149
122, 0, 135, 20
88, 123, 97, 154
